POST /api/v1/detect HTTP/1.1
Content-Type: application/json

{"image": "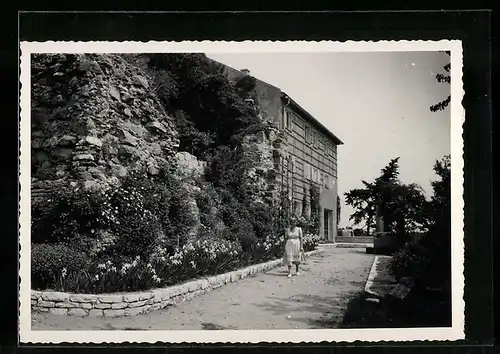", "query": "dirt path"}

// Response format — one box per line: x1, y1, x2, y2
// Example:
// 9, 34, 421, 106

32, 247, 375, 330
